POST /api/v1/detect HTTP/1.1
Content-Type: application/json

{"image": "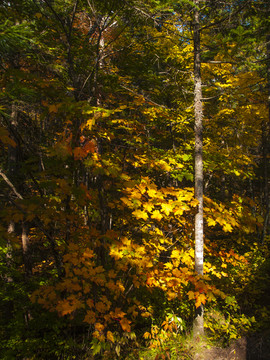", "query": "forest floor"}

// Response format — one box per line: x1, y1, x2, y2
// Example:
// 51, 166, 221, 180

193, 330, 270, 360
